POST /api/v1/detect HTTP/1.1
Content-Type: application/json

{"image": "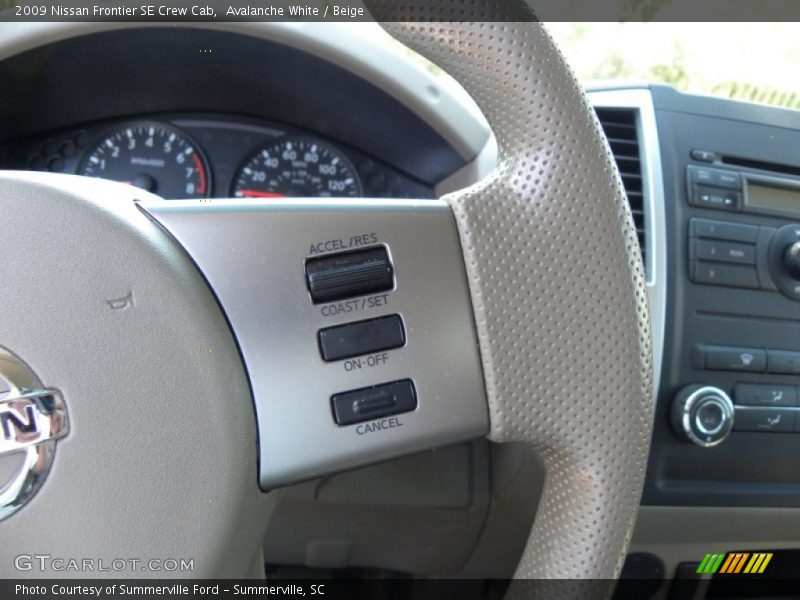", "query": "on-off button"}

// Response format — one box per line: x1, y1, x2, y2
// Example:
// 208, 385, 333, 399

318, 315, 405, 362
